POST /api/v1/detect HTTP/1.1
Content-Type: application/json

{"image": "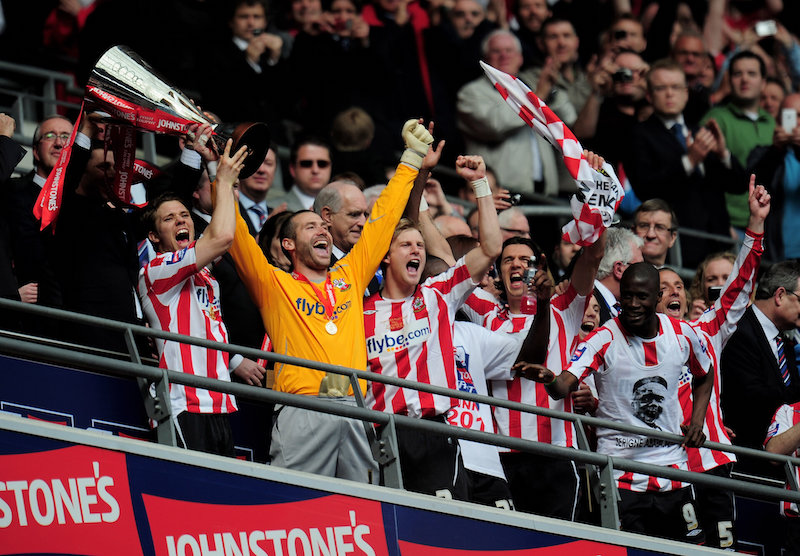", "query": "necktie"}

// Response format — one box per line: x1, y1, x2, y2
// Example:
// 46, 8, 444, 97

776, 335, 792, 386
671, 123, 687, 152
612, 302, 621, 316
250, 204, 267, 230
